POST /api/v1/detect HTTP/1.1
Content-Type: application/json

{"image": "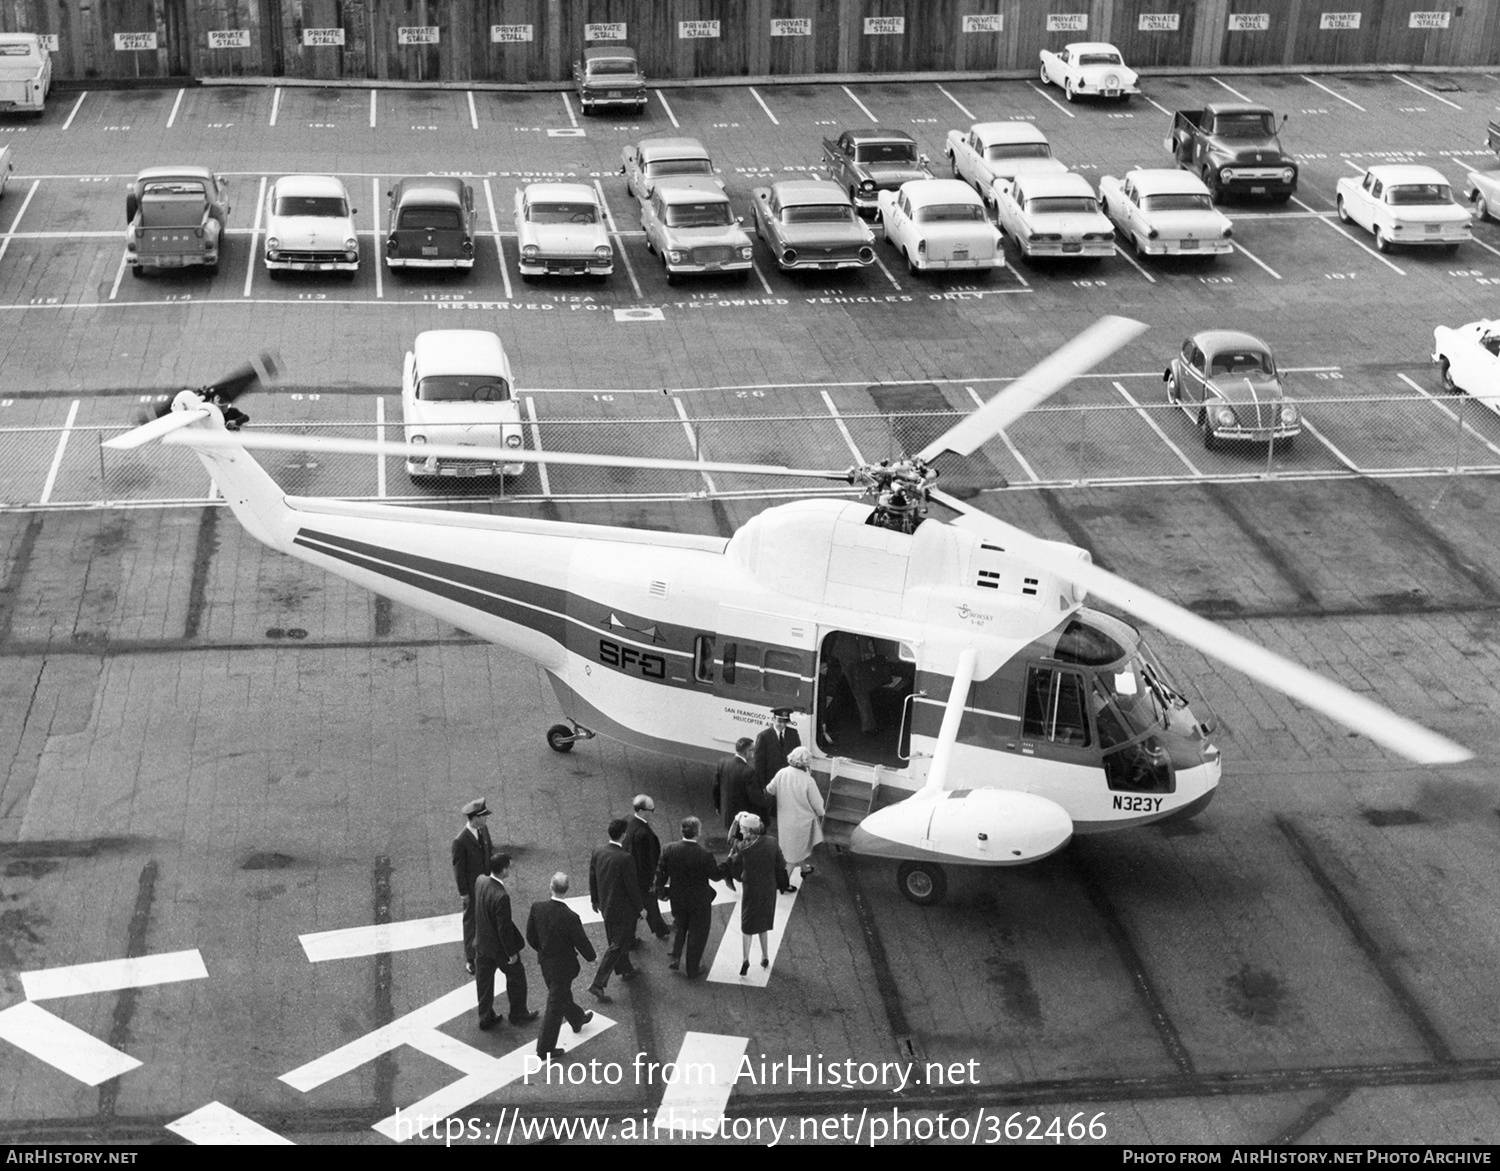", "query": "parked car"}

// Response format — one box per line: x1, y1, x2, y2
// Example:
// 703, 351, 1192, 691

0, 143, 12, 198
1164, 330, 1301, 450
384, 176, 476, 271
750, 180, 874, 272
993, 172, 1115, 261
264, 175, 359, 280
0, 32, 50, 115
640, 178, 753, 283
876, 179, 1004, 276
125, 166, 231, 277
945, 121, 1067, 205
622, 137, 719, 205
1432, 319, 1500, 415
514, 182, 612, 280
1038, 42, 1139, 103
1335, 164, 1472, 253
820, 128, 934, 218
1098, 169, 1234, 258
573, 45, 647, 115
401, 330, 523, 481
1463, 121, 1500, 222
